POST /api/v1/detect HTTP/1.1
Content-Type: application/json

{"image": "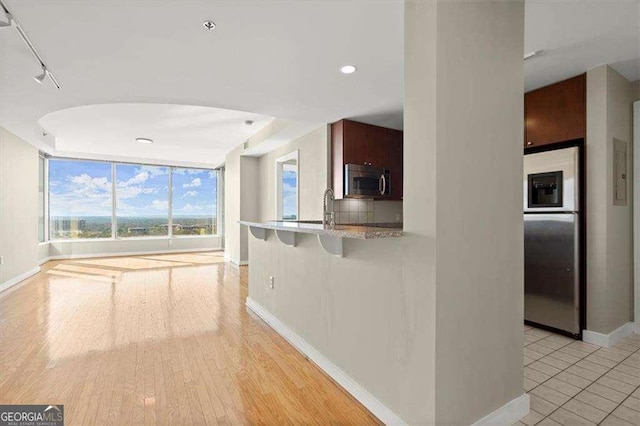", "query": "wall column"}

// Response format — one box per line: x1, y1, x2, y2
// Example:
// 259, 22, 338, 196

406, 1, 526, 423
224, 146, 259, 265
585, 65, 635, 336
